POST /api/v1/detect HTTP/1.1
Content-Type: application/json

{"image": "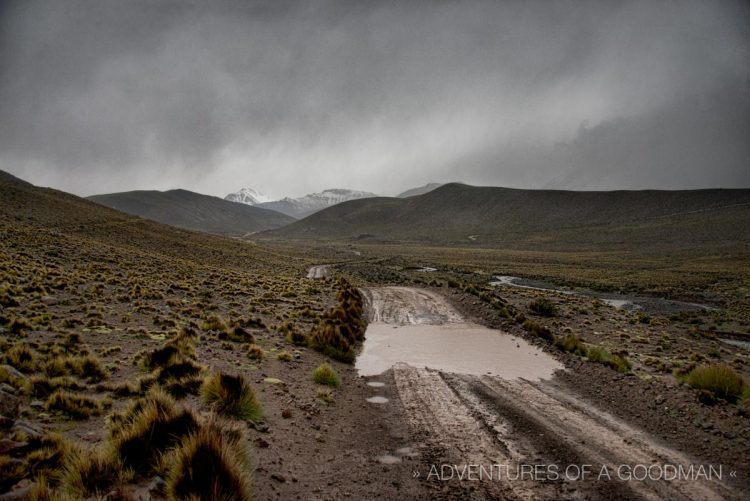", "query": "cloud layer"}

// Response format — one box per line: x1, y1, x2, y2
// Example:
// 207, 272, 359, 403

1, 0, 748, 197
